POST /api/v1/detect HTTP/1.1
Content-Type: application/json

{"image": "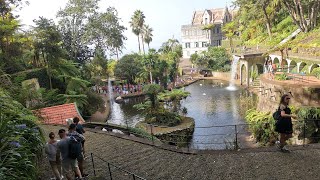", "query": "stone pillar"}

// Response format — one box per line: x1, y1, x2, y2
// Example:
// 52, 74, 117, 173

246, 61, 250, 87
297, 62, 302, 73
